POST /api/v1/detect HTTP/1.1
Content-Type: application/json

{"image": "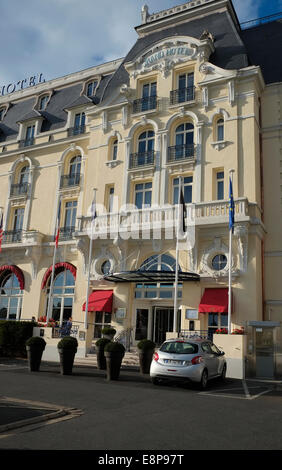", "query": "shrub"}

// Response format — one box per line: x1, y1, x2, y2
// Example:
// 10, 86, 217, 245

137, 339, 156, 351
0, 321, 35, 357
101, 326, 116, 336
57, 336, 78, 350
26, 336, 46, 349
104, 341, 125, 354
96, 338, 111, 349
